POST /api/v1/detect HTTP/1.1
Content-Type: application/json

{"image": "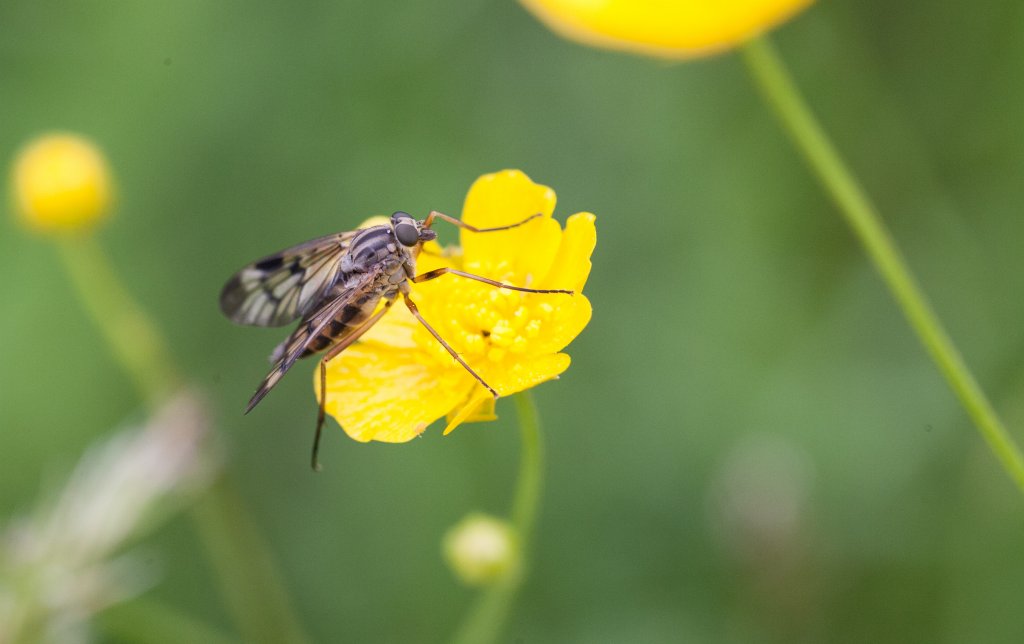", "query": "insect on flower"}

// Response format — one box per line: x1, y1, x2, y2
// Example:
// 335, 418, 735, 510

220, 210, 574, 469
